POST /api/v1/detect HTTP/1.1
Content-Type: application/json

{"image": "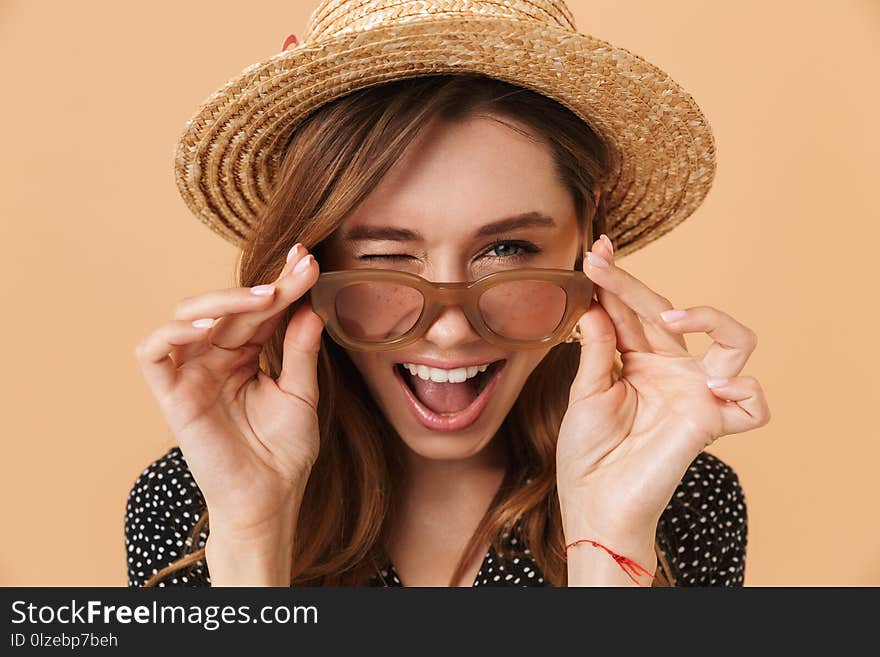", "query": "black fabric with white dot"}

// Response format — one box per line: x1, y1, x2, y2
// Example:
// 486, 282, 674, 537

370, 519, 546, 586
125, 448, 746, 587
